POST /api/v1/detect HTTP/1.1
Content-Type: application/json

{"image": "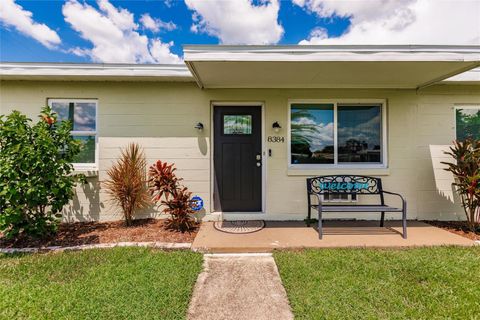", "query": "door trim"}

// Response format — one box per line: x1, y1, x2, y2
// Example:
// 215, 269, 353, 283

210, 101, 266, 213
